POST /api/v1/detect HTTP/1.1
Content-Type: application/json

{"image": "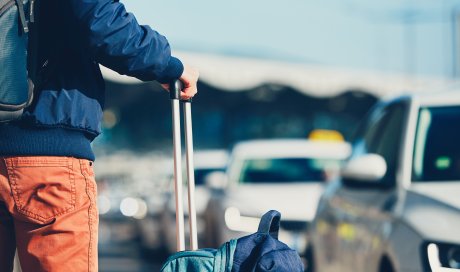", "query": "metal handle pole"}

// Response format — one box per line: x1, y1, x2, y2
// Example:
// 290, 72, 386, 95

170, 81, 185, 252
183, 101, 198, 250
